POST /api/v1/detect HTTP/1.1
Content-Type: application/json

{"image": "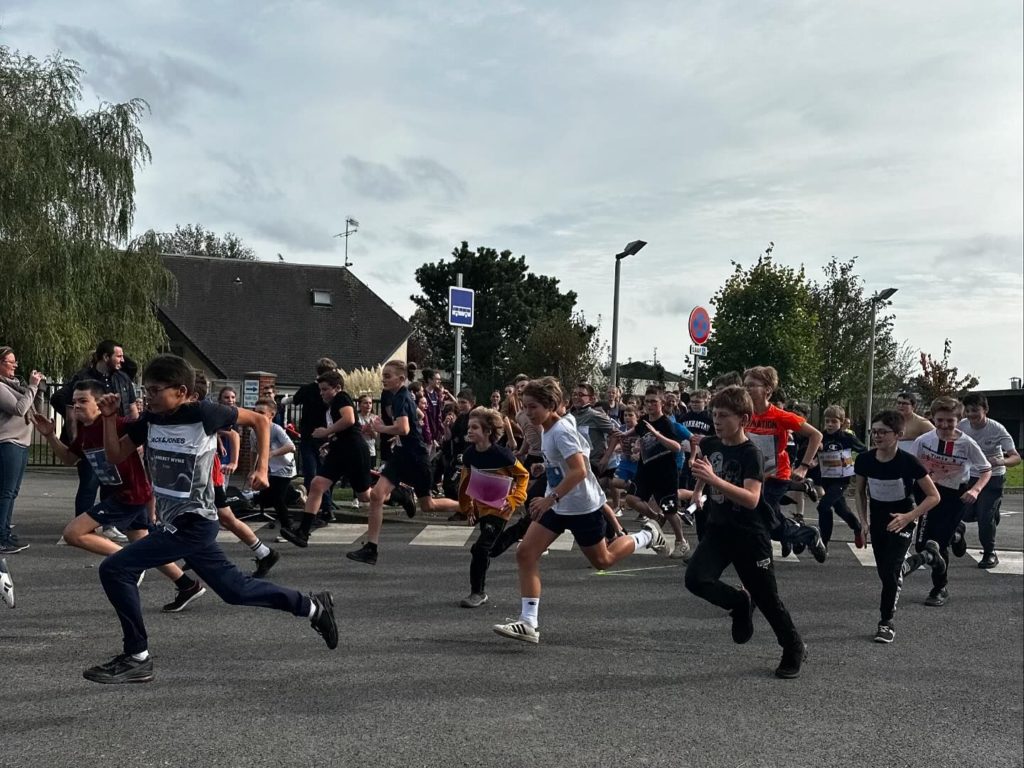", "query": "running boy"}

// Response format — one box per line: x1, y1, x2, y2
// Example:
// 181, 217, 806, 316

909, 397, 991, 606
816, 405, 868, 548
281, 370, 372, 548
492, 377, 666, 644
854, 409, 943, 643
684, 385, 807, 679
350, 360, 460, 564
32, 380, 205, 608
87, 355, 337, 684
457, 407, 529, 608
